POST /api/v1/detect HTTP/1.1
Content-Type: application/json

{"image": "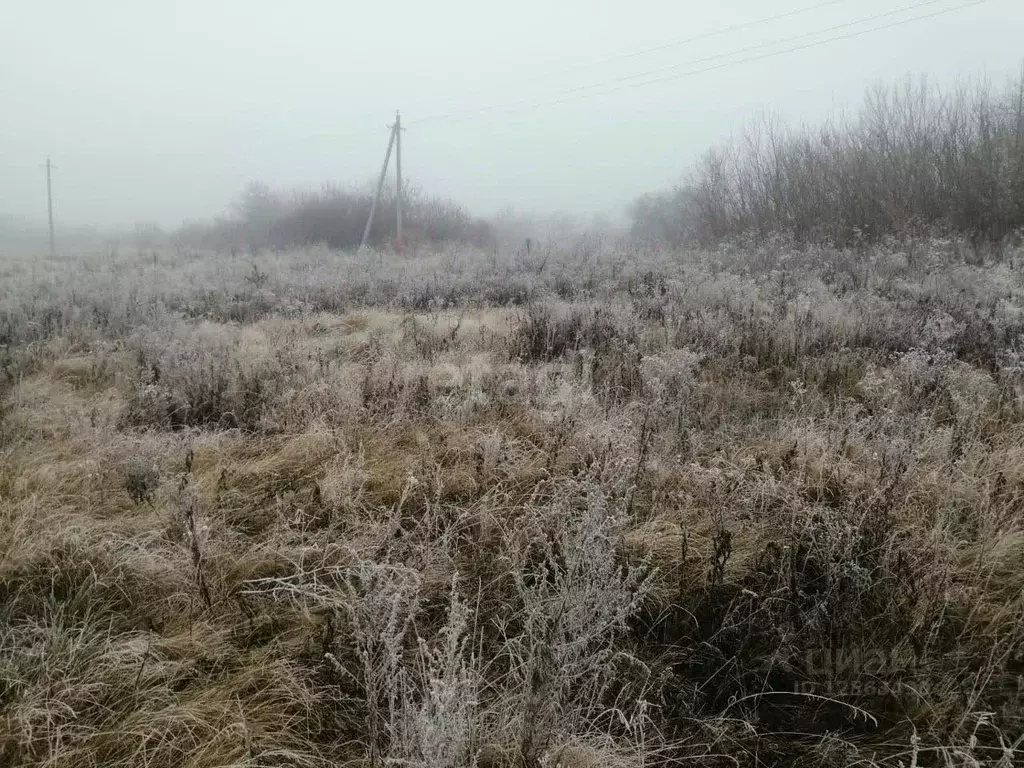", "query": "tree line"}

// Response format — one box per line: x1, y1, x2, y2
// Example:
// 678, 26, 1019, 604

631, 75, 1024, 249
172, 182, 494, 252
